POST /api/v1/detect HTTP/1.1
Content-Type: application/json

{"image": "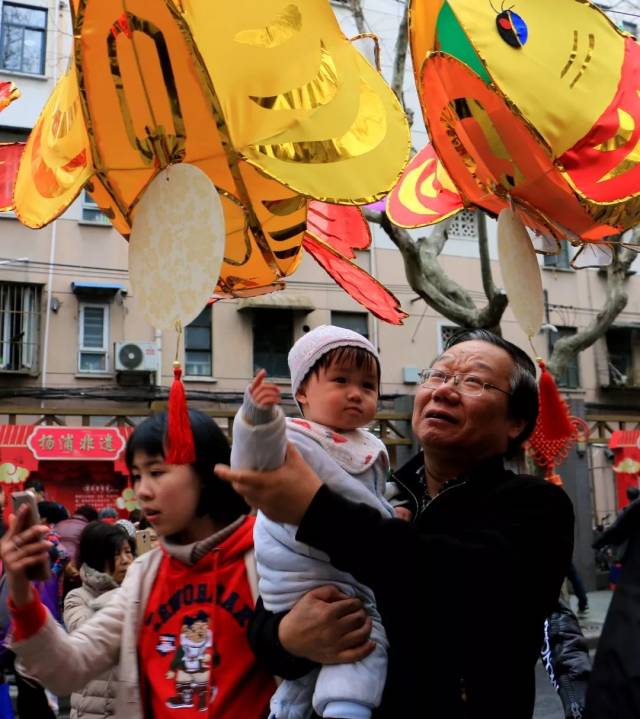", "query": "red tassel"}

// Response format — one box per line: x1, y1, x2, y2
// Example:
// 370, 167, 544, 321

165, 362, 196, 464
528, 360, 578, 473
